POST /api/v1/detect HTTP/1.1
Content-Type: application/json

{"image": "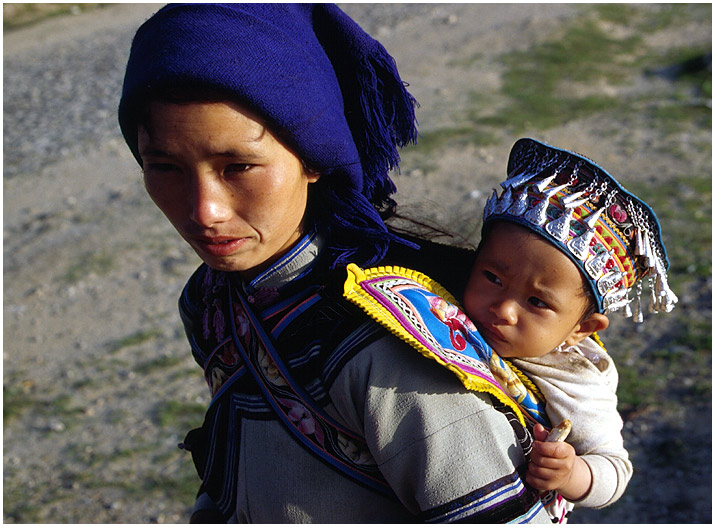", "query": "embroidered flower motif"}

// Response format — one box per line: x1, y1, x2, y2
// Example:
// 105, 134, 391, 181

257, 346, 287, 387
278, 398, 325, 446
209, 366, 228, 396
217, 342, 241, 367
609, 203, 628, 224
429, 296, 476, 330
337, 432, 376, 465
233, 303, 249, 337
428, 296, 476, 350
253, 287, 280, 307
213, 300, 226, 340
